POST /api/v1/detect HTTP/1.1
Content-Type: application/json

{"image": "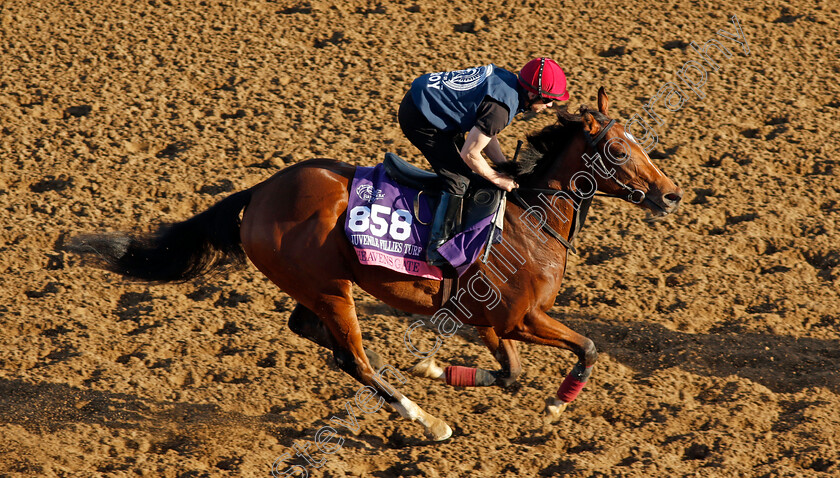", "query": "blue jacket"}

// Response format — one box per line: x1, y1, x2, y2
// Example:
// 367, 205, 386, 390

410, 64, 523, 133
